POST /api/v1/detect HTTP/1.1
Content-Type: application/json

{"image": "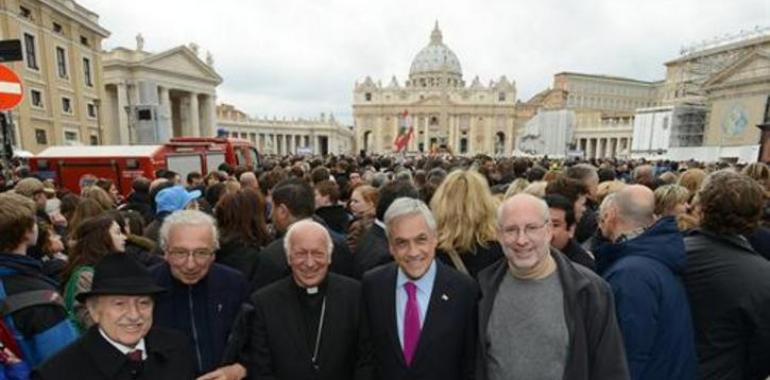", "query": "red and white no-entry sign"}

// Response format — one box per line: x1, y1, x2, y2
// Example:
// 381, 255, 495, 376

0, 64, 23, 111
